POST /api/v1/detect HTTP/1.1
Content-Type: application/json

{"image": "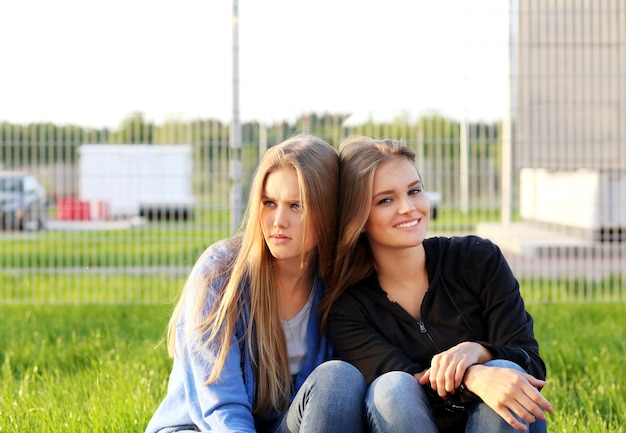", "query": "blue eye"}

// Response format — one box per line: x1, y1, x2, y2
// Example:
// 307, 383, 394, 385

376, 198, 393, 205
263, 200, 276, 208
291, 203, 303, 211
409, 188, 422, 196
